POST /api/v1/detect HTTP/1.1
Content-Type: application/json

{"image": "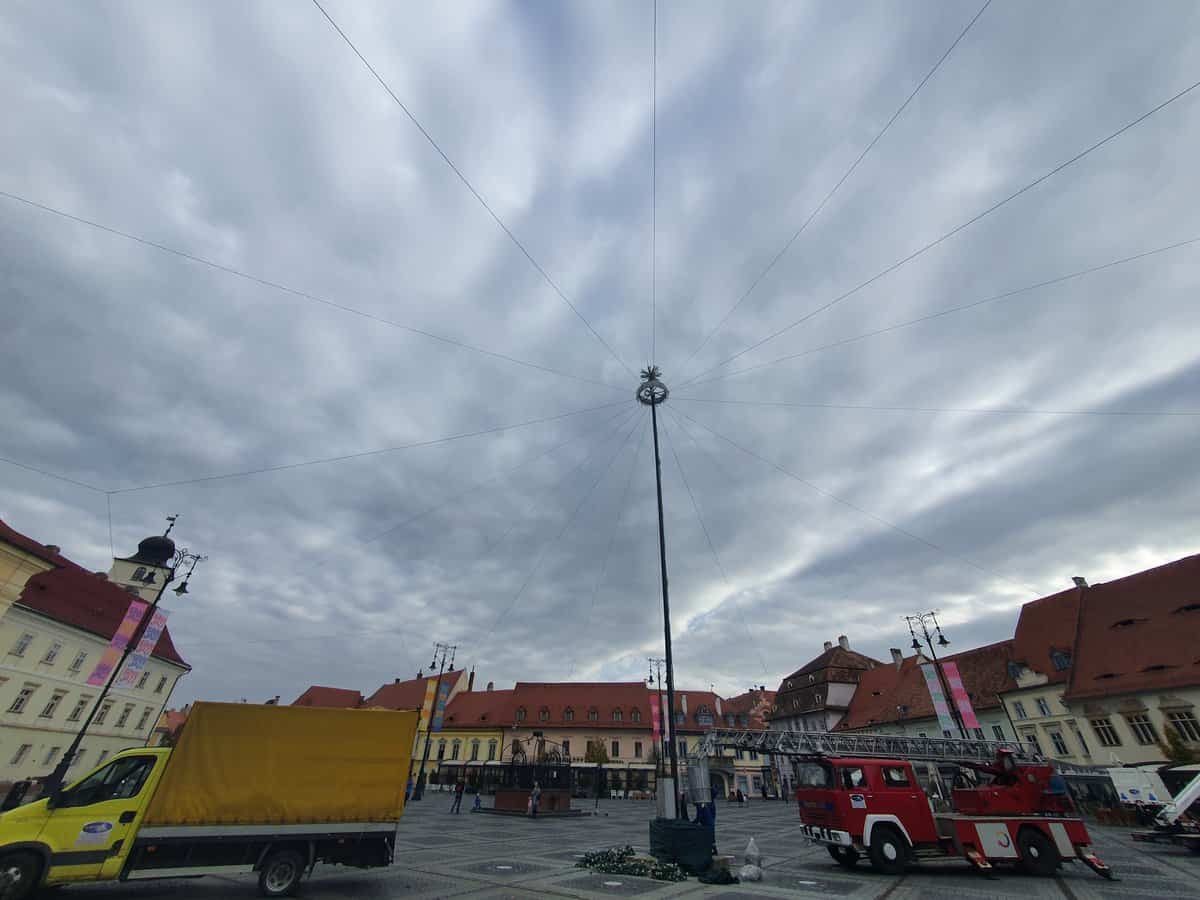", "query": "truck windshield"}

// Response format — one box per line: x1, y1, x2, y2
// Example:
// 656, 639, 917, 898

795, 762, 834, 789
61, 756, 156, 808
